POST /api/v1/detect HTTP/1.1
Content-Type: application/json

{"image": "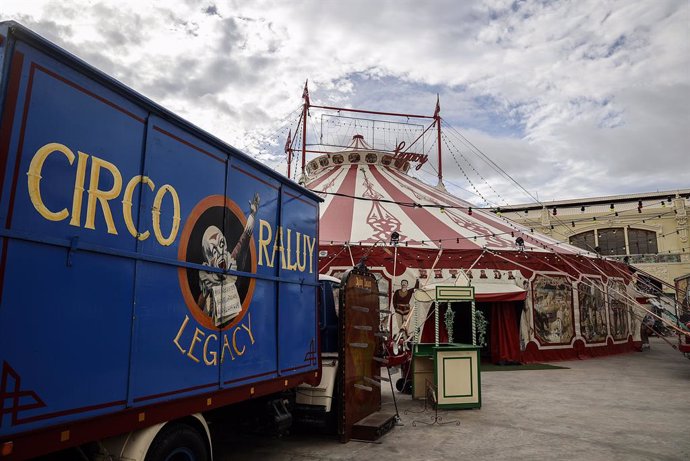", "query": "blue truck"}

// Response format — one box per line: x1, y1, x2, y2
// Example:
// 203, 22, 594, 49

0, 21, 326, 460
